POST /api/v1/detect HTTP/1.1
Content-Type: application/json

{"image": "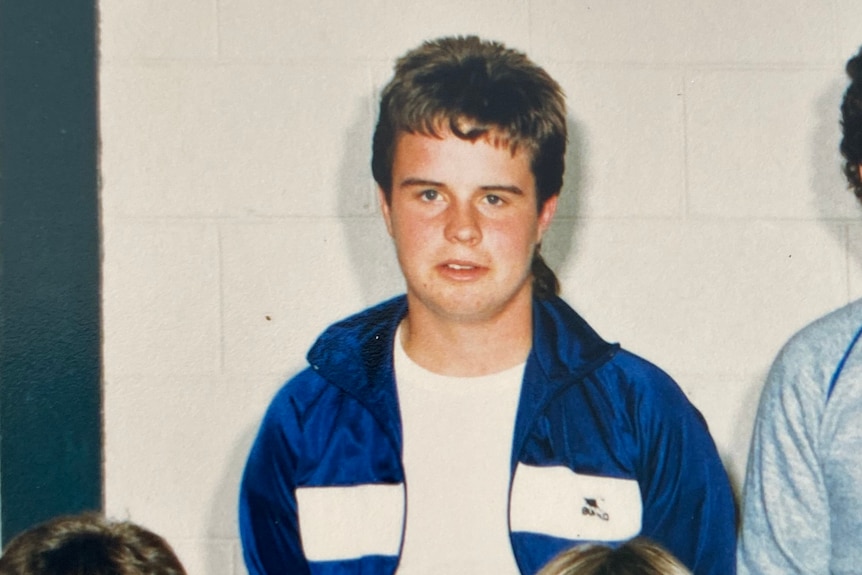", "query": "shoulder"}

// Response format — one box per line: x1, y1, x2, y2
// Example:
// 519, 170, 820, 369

599, 349, 687, 406
255, 368, 337, 440
765, 299, 862, 401
593, 350, 714, 449
251, 296, 405, 445
778, 299, 862, 367
534, 296, 696, 417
